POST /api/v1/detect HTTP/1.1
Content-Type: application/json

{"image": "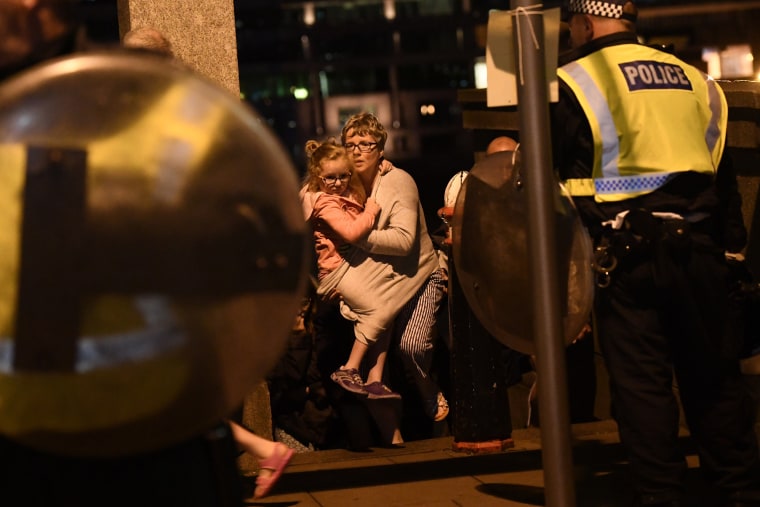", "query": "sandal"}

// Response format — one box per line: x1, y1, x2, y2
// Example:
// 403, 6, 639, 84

434, 392, 449, 422
254, 442, 295, 499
